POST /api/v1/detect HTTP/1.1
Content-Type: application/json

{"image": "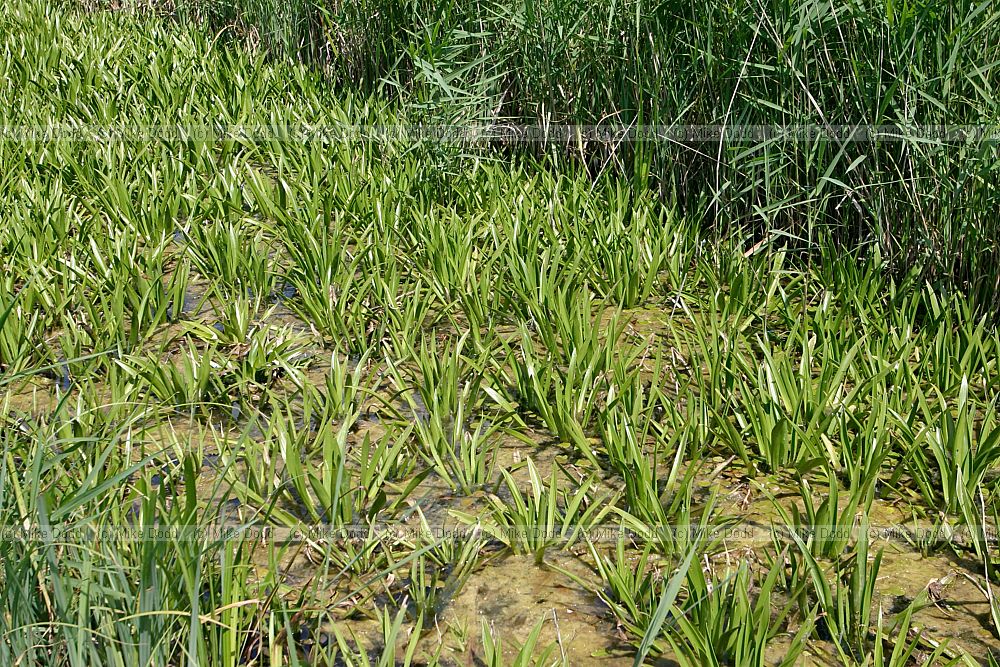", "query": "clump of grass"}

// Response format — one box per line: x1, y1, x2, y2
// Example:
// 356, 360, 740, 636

479, 614, 566, 667
453, 458, 615, 564
904, 380, 1000, 529
664, 559, 812, 667
386, 332, 509, 494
